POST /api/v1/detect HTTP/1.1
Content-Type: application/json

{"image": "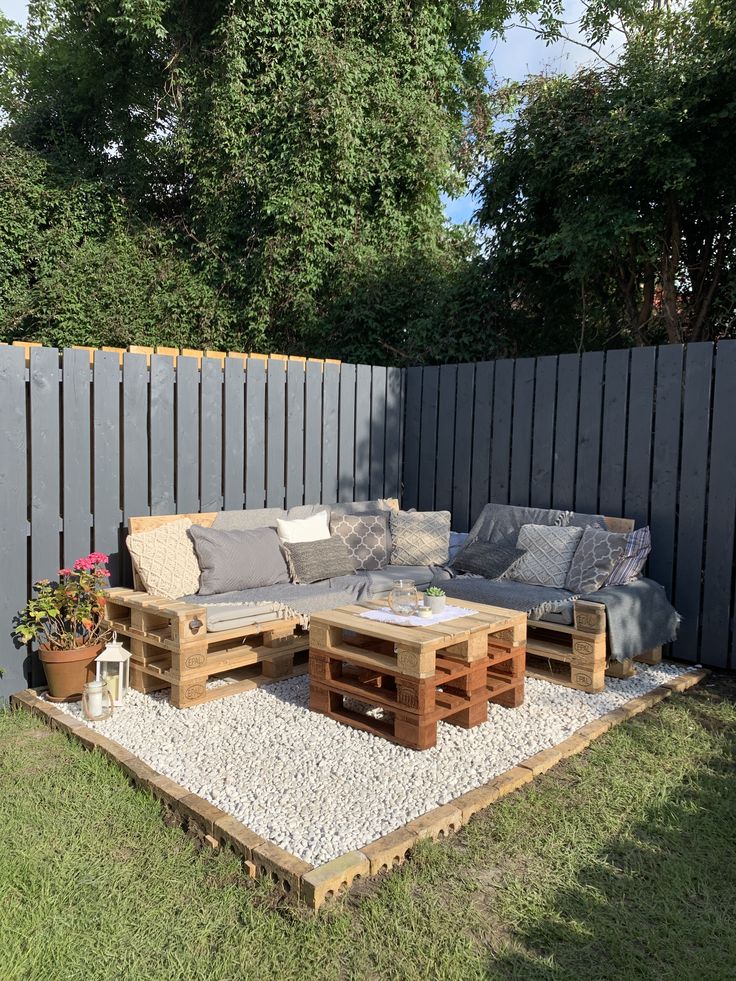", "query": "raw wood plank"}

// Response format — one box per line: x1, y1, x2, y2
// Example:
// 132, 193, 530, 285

509, 358, 534, 506
490, 360, 513, 504
401, 366, 423, 509
647, 345, 684, 597
286, 360, 305, 507
452, 363, 475, 532
267, 358, 287, 507
30, 346, 61, 582
337, 363, 355, 504
93, 351, 122, 583
673, 343, 714, 661
530, 355, 557, 509
575, 350, 604, 514
598, 348, 630, 517
304, 360, 323, 503
354, 364, 371, 501
322, 361, 339, 504
175, 355, 200, 515
369, 366, 387, 500
0, 345, 30, 694
200, 355, 223, 512
245, 357, 266, 509
470, 362, 493, 522
551, 353, 580, 510
435, 365, 457, 513
150, 354, 175, 516
701, 340, 736, 668
383, 366, 402, 501
62, 348, 91, 565
624, 346, 656, 527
